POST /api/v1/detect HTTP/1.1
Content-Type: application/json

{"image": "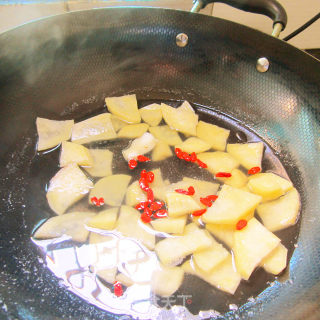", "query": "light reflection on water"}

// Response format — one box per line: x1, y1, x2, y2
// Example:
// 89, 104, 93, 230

33, 231, 162, 319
